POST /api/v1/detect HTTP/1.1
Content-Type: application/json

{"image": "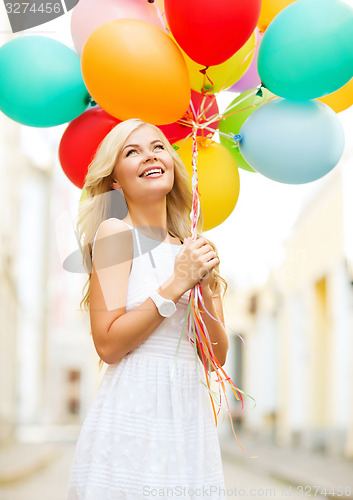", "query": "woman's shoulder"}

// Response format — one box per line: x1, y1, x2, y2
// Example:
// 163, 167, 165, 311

97, 217, 131, 234
93, 218, 133, 256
